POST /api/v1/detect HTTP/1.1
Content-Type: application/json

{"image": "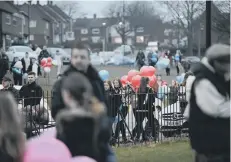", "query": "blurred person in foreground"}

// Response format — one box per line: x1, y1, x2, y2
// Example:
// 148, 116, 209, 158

51, 42, 116, 162
56, 73, 113, 162
0, 92, 25, 162
1, 76, 20, 102
185, 44, 230, 162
